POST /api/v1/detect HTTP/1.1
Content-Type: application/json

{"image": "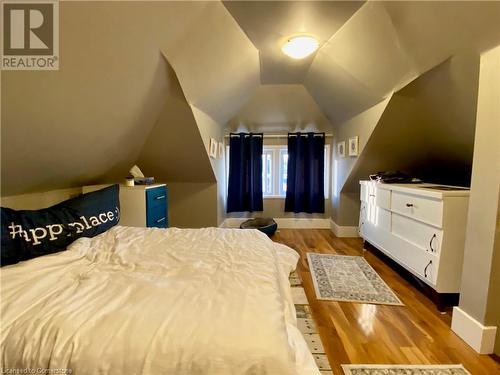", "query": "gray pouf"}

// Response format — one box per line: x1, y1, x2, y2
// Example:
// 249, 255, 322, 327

240, 218, 278, 237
